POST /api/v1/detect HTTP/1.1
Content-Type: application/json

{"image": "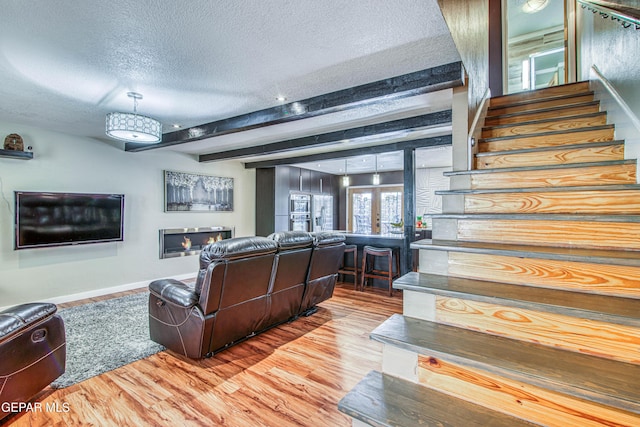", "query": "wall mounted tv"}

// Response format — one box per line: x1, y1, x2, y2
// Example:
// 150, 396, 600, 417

15, 191, 125, 250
